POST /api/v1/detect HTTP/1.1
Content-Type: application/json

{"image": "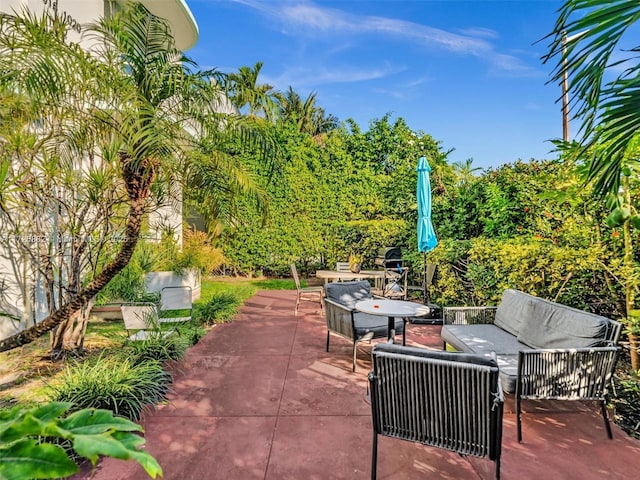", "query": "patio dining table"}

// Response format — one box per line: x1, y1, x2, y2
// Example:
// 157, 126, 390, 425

355, 298, 431, 340
315, 269, 385, 285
